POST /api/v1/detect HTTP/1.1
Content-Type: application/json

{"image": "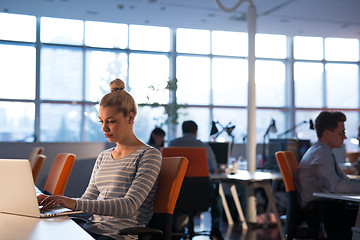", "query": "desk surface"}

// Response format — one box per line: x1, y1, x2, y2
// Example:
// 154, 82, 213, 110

313, 192, 360, 202
211, 170, 282, 183
0, 212, 94, 240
